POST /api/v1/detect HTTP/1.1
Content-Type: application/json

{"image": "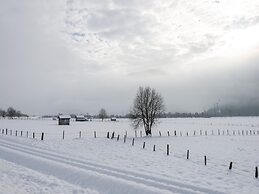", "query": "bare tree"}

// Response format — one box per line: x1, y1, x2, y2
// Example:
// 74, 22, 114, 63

0, 109, 6, 117
7, 107, 16, 118
99, 108, 108, 121
130, 86, 165, 136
